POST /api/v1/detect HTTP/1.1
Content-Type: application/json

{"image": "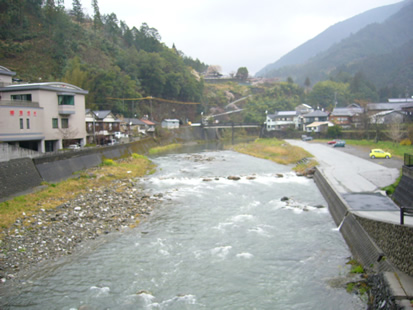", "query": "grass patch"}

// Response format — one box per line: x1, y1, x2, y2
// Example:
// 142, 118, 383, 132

0, 155, 154, 230
231, 138, 315, 166
344, 139, 412, 158
148, 143, 183, 155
